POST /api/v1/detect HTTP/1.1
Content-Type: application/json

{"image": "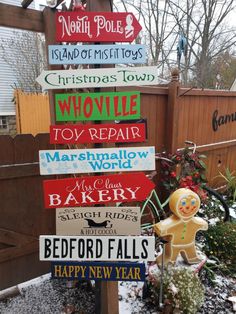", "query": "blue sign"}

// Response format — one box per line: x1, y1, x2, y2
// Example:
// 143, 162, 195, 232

51, 261, 146, 281
48, 44, 147, 65
39, 146, 155, 175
